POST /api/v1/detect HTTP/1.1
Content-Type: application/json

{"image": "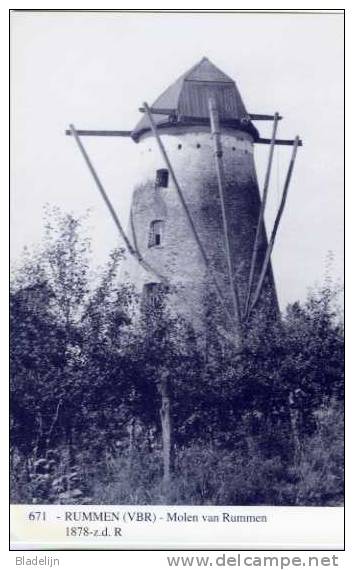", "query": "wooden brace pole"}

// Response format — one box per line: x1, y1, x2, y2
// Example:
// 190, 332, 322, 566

257, 138, 303, 147
138, 109, 283, 122
209, 98, 242, 337
244, 112, 280, 318
249, 114, 283, 121
143, 103, 235, 328
159, 368, 172, 495
248, 136, 300, 316
66, 129, 132, 137
68, 124, 168, 284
